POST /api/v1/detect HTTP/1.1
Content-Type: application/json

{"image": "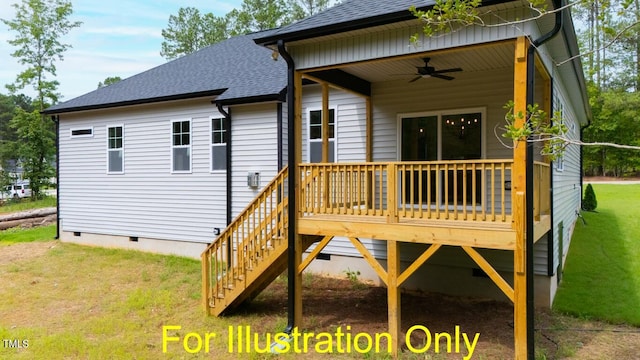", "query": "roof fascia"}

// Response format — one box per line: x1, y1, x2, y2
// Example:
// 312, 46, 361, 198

43, 89, 227, 115
216, 91, 286, 106
254, 0, 511, 45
